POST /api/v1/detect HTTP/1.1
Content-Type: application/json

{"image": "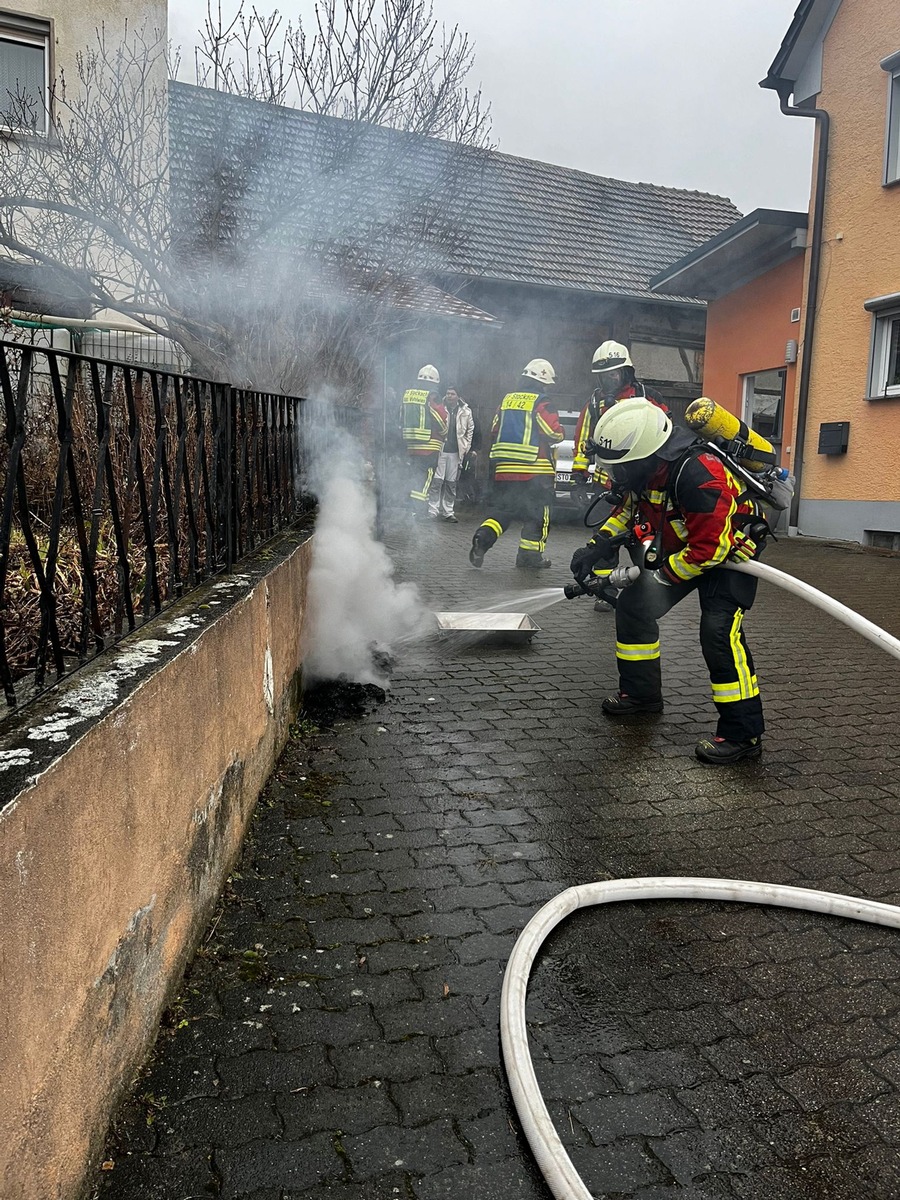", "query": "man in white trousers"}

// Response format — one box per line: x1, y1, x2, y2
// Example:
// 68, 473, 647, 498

428, 387, 475, 522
